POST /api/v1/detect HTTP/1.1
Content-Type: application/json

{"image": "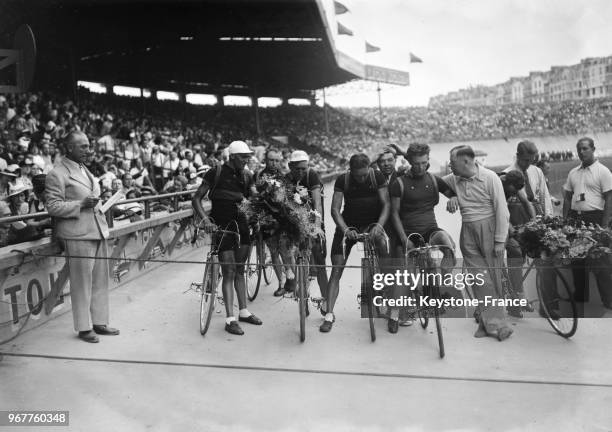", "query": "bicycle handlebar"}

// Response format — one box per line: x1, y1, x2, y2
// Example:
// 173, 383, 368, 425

405, 243, 454, 257
191, 217, 240, 245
